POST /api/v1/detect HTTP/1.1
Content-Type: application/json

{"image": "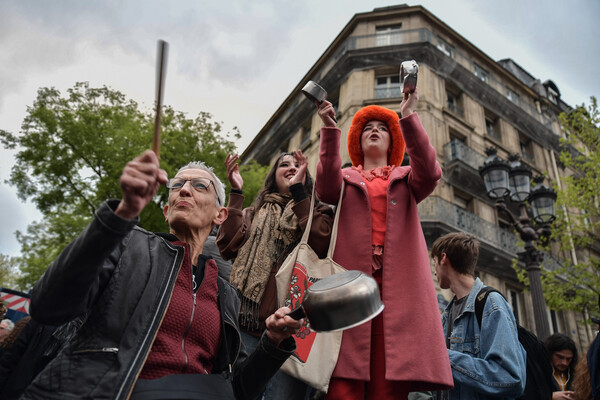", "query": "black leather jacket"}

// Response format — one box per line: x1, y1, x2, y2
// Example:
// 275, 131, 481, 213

22, 201, 294, 400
